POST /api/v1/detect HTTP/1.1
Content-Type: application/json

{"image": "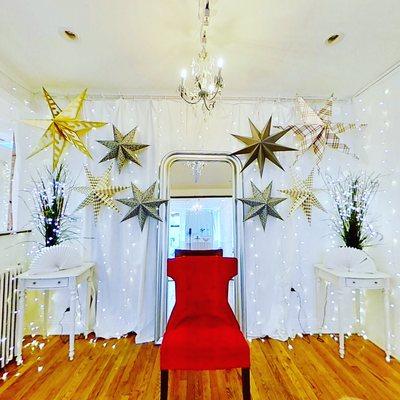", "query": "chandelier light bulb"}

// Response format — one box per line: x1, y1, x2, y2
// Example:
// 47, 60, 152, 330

177, 0, 224, 113
180, 69, 187, 86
